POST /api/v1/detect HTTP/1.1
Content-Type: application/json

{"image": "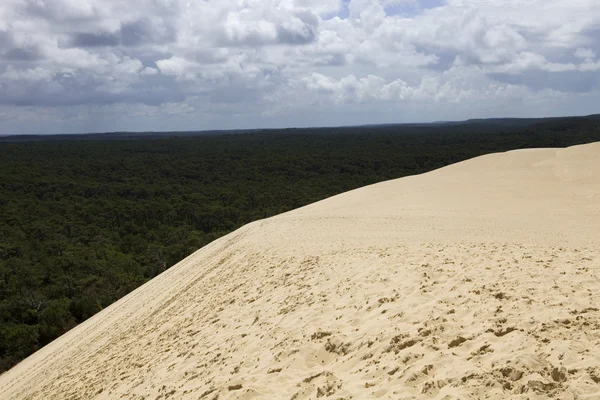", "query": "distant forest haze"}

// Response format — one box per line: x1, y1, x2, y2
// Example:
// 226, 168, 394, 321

1, 115, 600, 372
